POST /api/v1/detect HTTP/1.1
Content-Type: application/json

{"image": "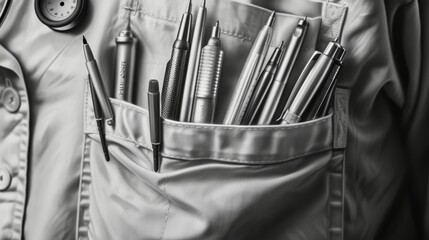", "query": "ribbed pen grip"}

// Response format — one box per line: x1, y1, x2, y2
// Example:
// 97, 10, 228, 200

161, 48, 188, 120
195, 47, 223, 98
